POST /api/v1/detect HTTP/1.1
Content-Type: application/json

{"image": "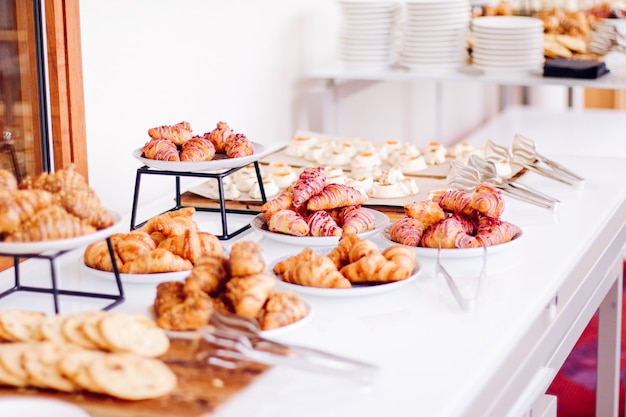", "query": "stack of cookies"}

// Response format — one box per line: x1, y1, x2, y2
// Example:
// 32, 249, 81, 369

0, 309, 177, 400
